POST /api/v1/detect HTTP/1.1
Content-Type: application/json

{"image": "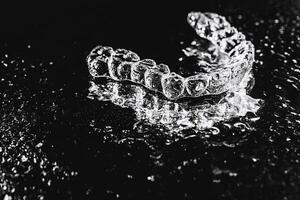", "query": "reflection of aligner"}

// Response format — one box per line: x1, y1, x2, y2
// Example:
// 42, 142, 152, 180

89, 71, 261, 131
87, 12, 255, 101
